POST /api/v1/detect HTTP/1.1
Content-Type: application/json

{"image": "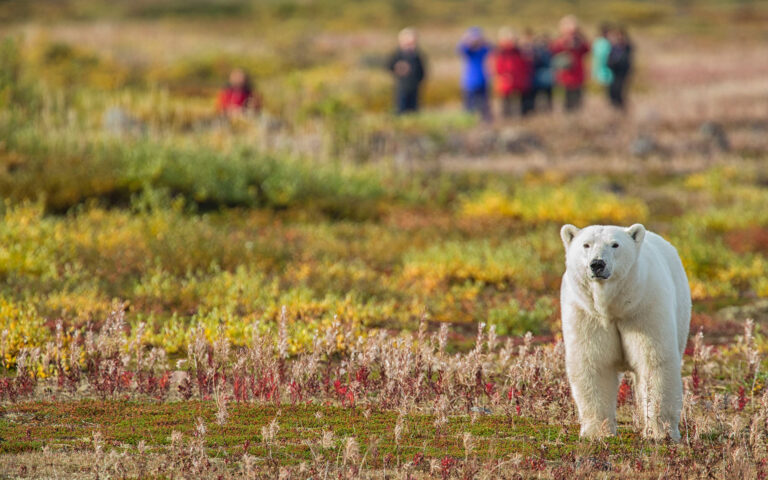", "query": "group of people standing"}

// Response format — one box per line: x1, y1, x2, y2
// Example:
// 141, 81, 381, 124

388, 16, 633, 119
215, 16, 633, 120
